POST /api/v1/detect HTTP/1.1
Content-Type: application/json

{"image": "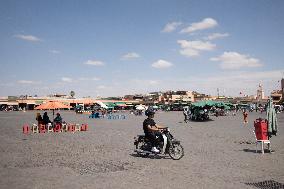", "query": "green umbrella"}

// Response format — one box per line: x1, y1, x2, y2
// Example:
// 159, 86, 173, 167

223, 105, 231, 110
191, 100, 227, 109
103, 102, 116, 109
191, 100, 215, 108
266, 98, 278, 137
